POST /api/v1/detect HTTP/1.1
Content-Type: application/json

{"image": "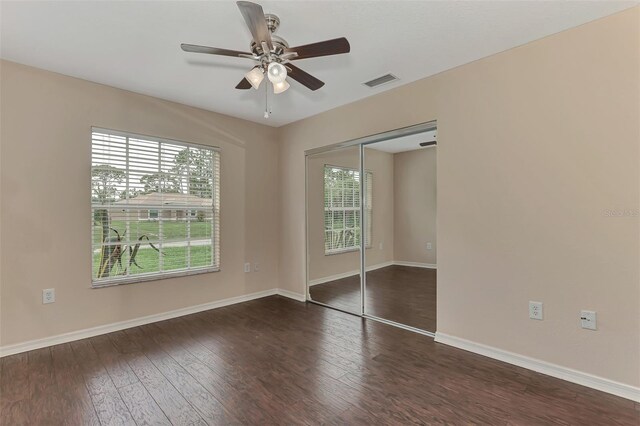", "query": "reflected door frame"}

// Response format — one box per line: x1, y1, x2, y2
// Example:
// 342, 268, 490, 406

305, 120, 437, 337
